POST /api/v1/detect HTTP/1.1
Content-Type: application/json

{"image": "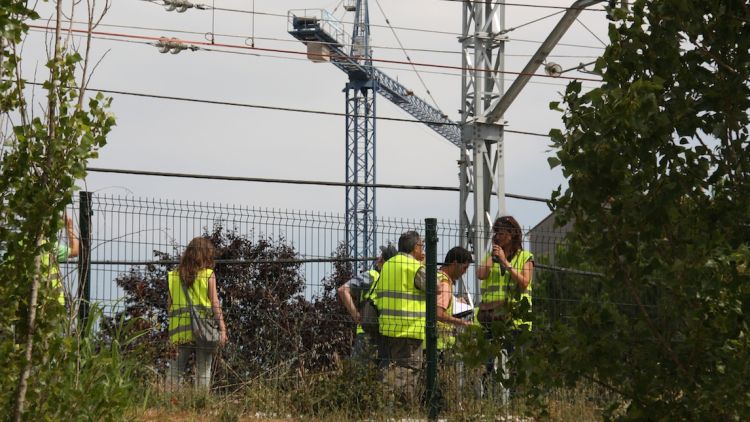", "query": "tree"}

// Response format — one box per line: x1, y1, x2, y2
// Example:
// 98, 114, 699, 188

538, 1, 750, 419
0, 1, 118, 419
108, 225, 353, 389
